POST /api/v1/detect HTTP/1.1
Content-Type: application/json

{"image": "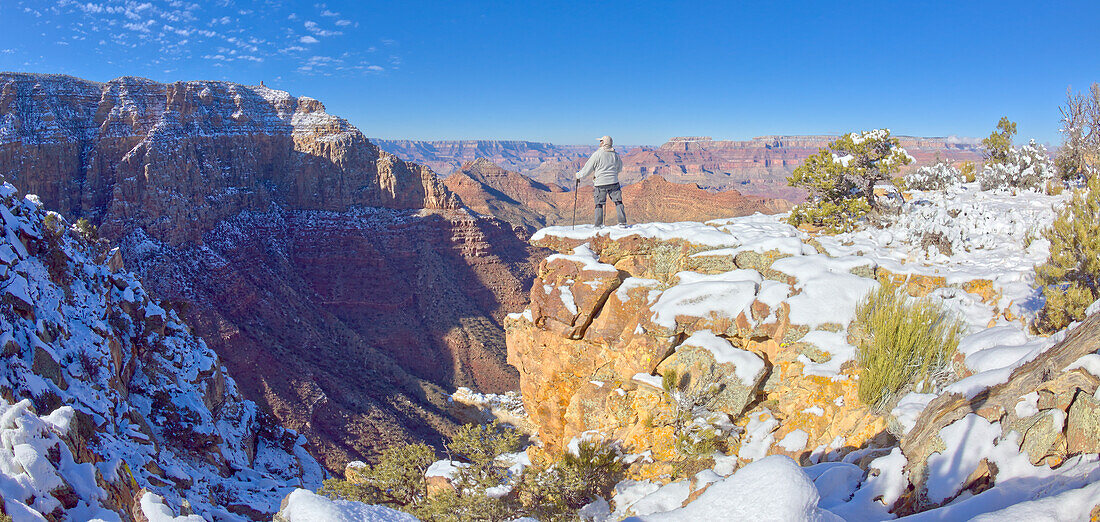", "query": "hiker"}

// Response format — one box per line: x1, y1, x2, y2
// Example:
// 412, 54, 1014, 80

575, 135, 627, 227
